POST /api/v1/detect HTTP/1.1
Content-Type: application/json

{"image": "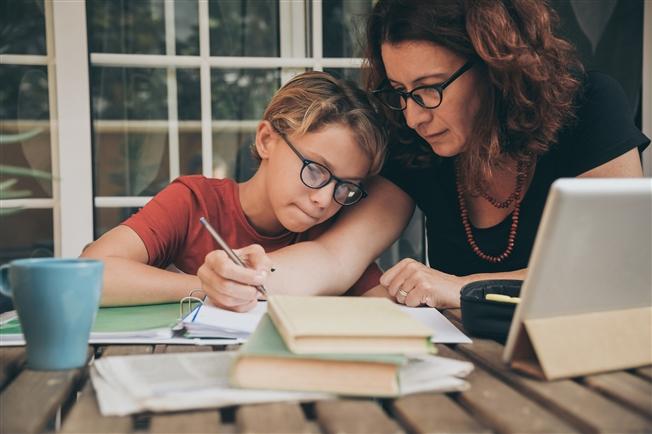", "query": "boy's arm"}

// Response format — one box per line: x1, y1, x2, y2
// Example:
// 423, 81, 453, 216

199, 177, 414, 304
80, 225, 200, 306
265, 177, 414, 294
